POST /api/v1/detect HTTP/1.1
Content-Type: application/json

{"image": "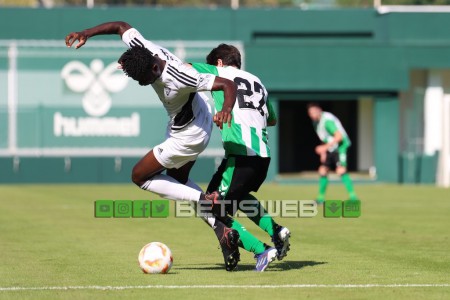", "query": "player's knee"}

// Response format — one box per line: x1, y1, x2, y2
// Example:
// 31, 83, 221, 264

131, 168, 141, 186
131, 165, 147, 186
336, 166, 347, 175
318, 166, 328, 176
